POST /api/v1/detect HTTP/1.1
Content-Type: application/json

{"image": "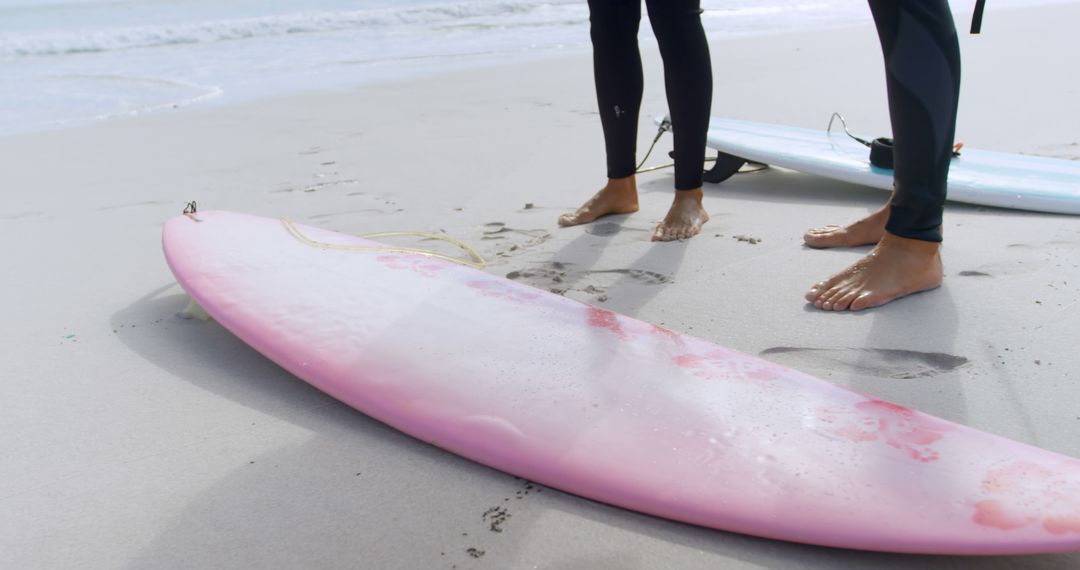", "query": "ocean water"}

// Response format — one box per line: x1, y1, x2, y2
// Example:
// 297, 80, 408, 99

0, 0, 1063, 135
